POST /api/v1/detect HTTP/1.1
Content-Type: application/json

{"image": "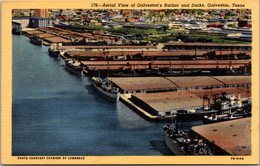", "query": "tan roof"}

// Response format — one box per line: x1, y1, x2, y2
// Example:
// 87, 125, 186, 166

36, 33, 56, 38
133, 91, 202, 112
59, 45, 156, 50
131, 87, 251, 112
167, 76, 223, 88
191, 118, 251, 155
108, 77, 178, 91
65, 50, 251, 58
81, 60, 250, 66
108, 76, 251, 92
23, 30, 45, 35
38, 27, 95, 39
168, 76, 251, 88
213, 76, 251, 85
43, 37, 72, 43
